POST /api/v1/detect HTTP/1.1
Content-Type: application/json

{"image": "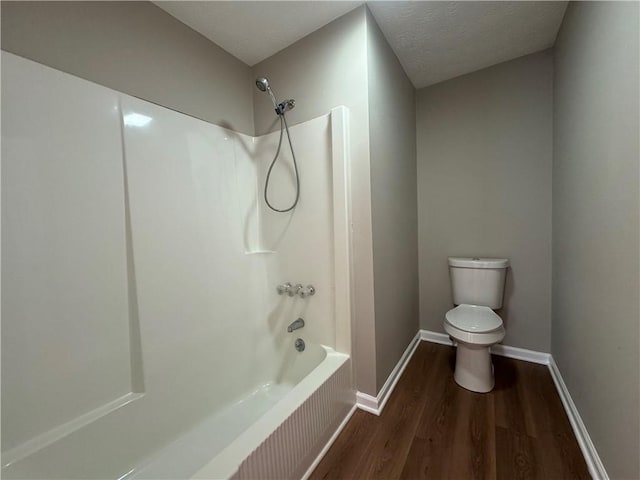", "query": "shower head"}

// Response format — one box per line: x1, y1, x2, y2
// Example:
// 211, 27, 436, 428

255, 77, 270, 92
255, 76, 278, 109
